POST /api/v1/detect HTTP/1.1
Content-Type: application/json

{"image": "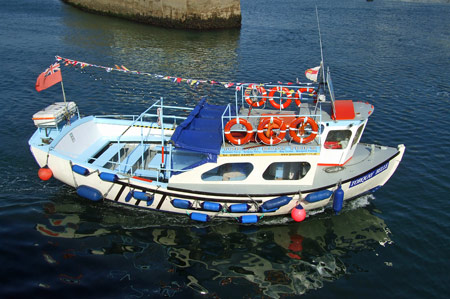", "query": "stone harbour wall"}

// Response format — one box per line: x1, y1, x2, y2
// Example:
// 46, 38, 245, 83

62, 0, 241, 29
